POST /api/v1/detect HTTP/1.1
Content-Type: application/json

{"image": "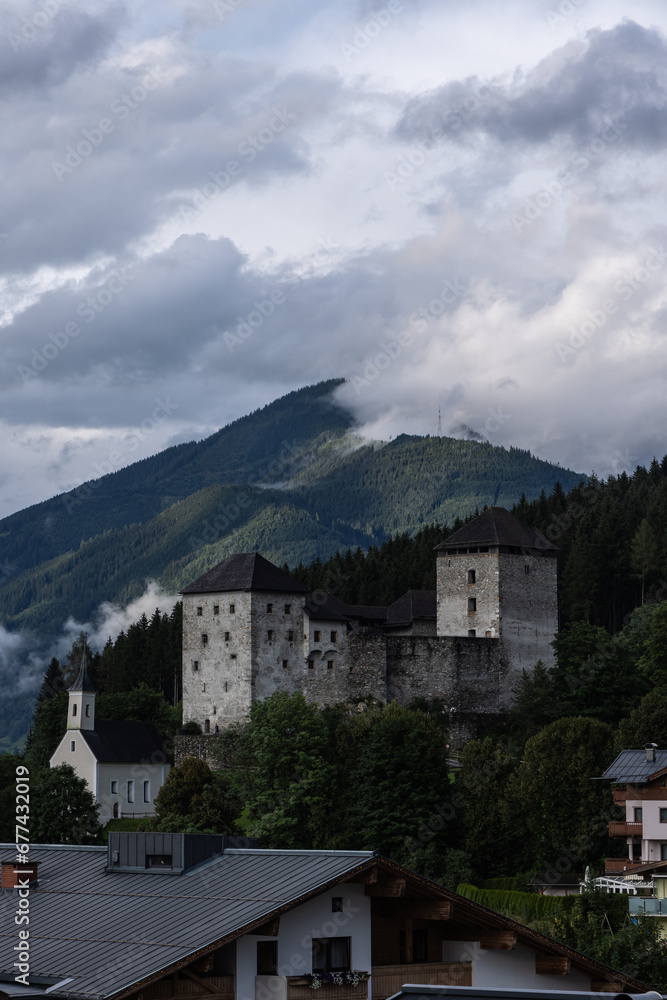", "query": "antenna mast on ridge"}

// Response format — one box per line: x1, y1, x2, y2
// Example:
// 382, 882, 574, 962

437, 407, 442, 438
